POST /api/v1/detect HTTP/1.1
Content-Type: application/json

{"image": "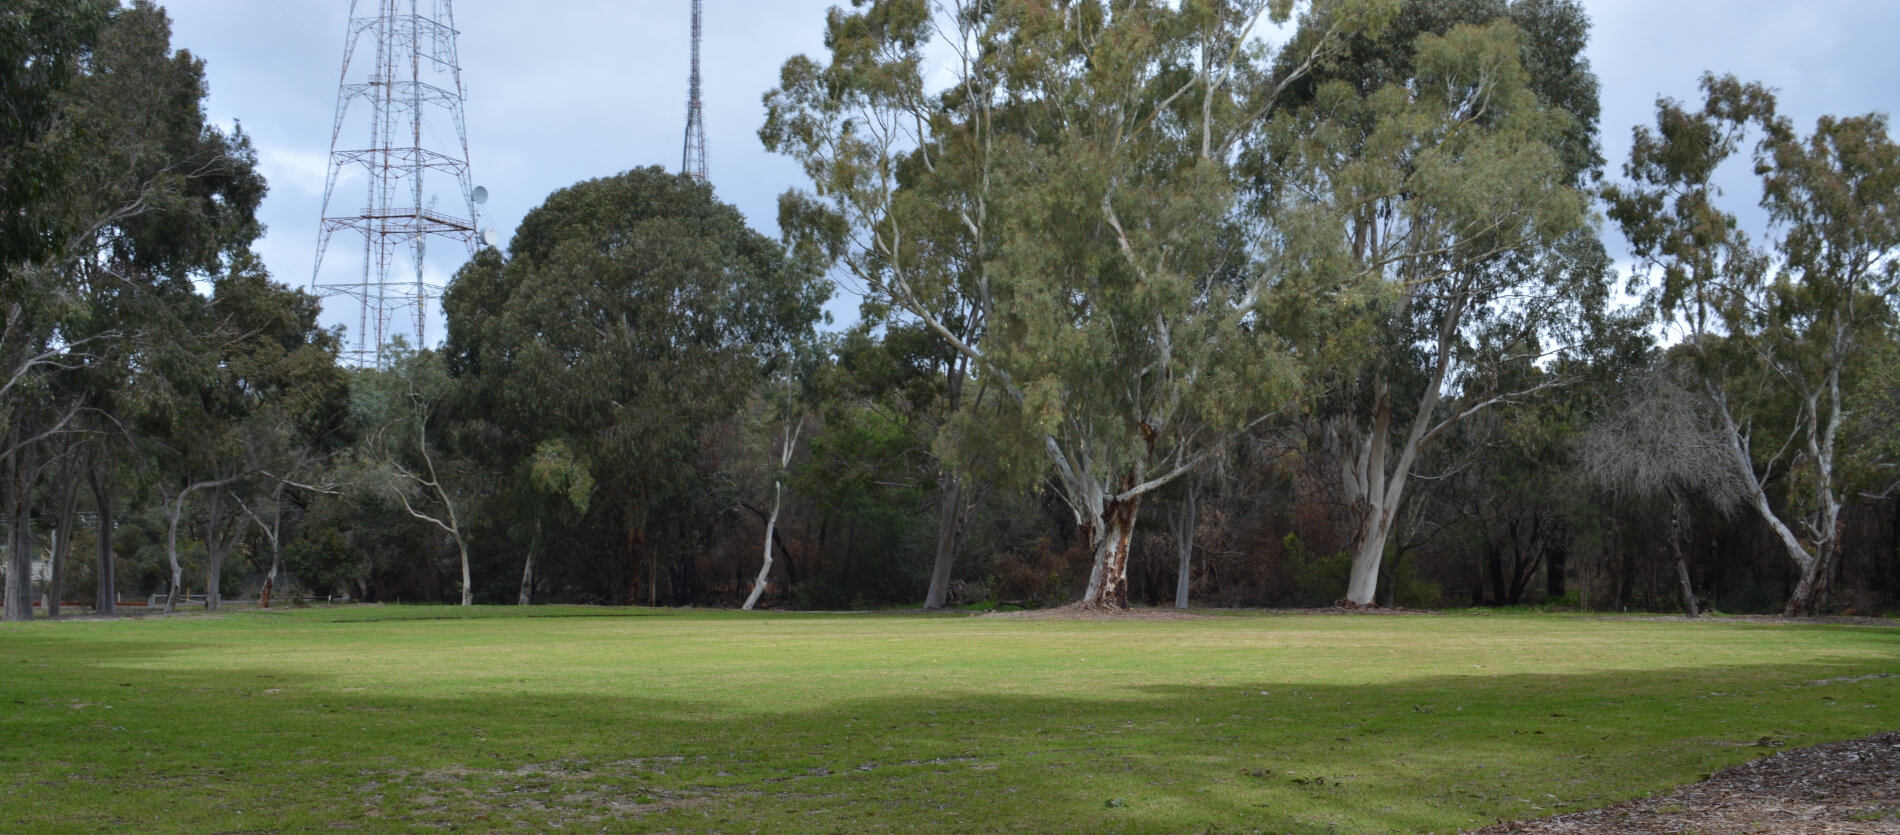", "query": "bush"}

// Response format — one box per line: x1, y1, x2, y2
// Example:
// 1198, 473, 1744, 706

1284, 534, 1351, 607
